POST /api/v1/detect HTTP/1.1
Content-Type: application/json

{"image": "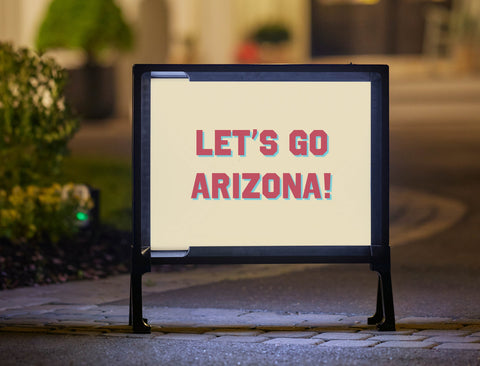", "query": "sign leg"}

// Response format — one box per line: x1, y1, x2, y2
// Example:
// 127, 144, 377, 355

368, 269, 395, 331
369, 245, 396, 331
368, 277, 384, 325
130, 245, 151, 333
130, 271, 151, 333
376, 269, 396, 331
